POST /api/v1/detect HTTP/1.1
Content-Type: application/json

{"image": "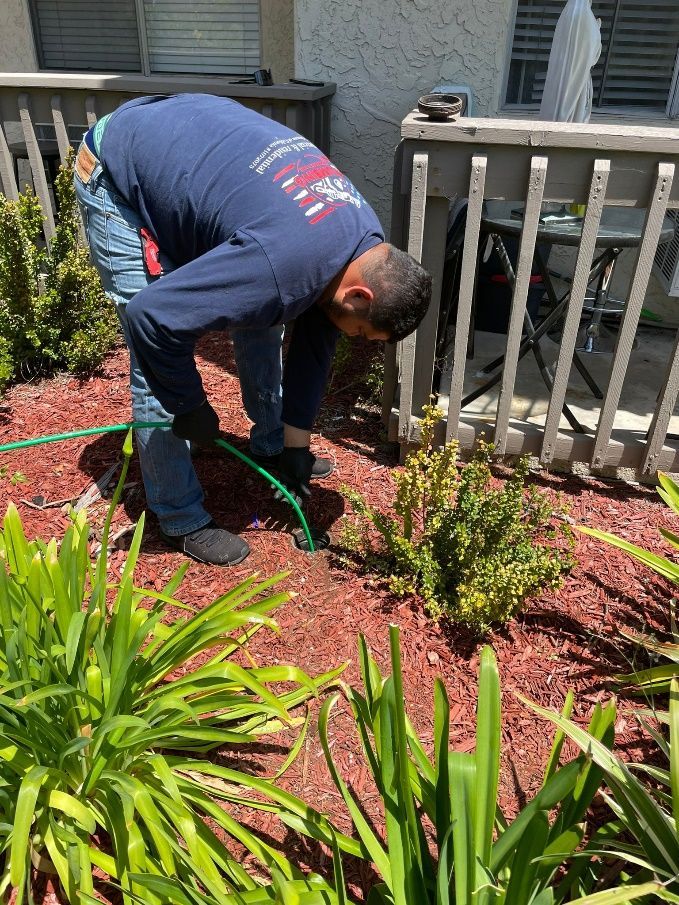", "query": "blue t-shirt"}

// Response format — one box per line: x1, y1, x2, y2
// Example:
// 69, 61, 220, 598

99, 93, 385, 427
